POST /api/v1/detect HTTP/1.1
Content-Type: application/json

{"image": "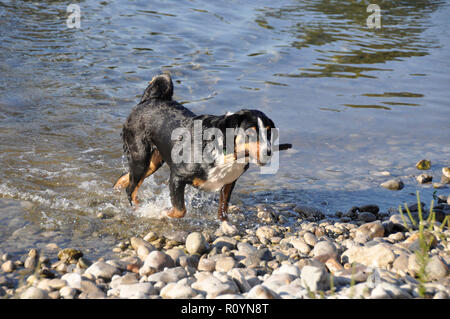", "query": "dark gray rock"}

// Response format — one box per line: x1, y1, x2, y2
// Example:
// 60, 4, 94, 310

293, 206, 325, 221
359, 205, 380, 215
357, 212, 377, 222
